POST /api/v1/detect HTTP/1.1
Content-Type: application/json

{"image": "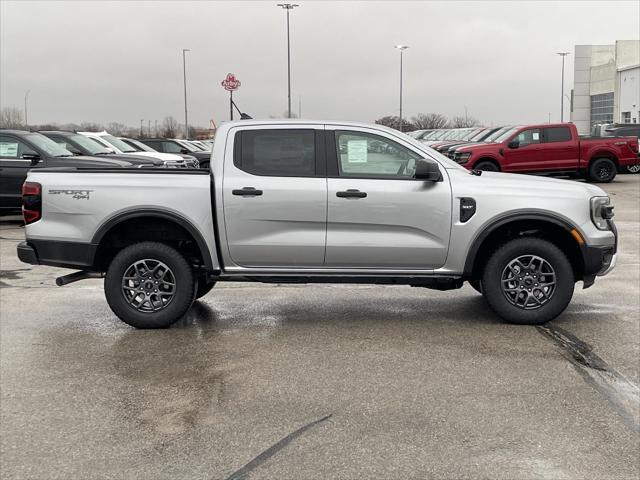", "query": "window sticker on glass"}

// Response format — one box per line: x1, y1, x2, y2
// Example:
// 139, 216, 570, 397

347, 140, 368, 163
0, 142, 18, 157
532, 132, 540, 141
